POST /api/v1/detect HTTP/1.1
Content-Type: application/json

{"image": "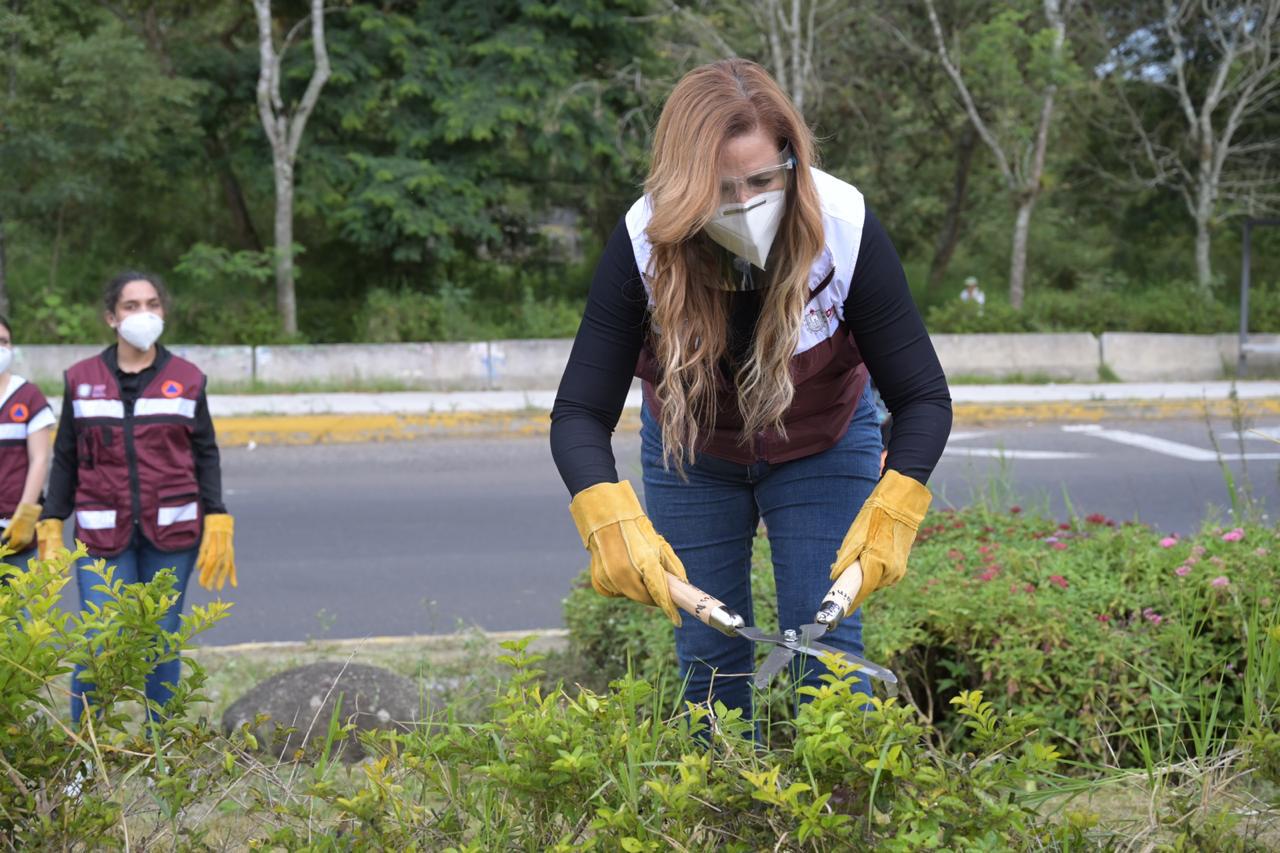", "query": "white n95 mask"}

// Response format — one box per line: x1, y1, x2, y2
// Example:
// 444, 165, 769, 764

117, 312, 165, 351
704, 189, 785, 270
